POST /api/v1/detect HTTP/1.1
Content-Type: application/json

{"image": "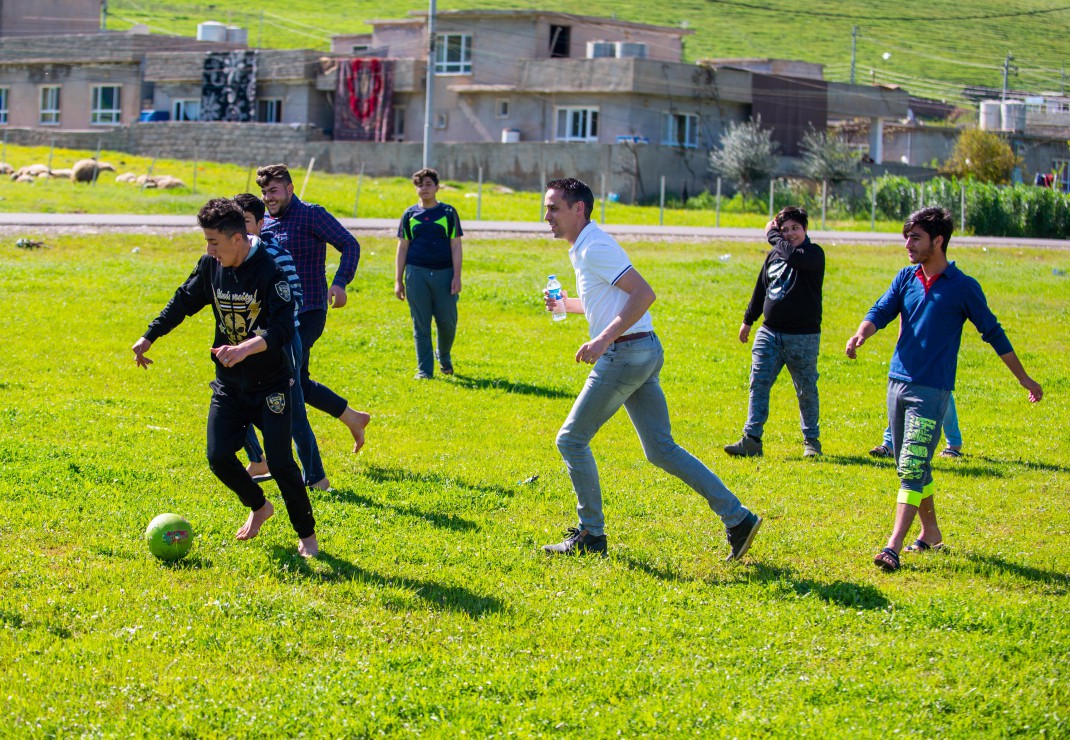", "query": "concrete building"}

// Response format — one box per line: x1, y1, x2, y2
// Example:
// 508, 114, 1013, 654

0, 0, 101, 37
